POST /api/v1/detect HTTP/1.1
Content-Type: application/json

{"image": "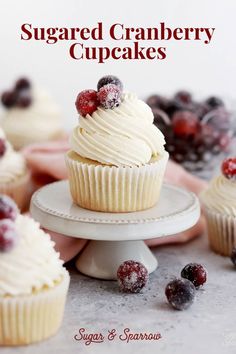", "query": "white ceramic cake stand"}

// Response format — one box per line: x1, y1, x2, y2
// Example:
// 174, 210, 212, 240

30, 181, 200, 280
